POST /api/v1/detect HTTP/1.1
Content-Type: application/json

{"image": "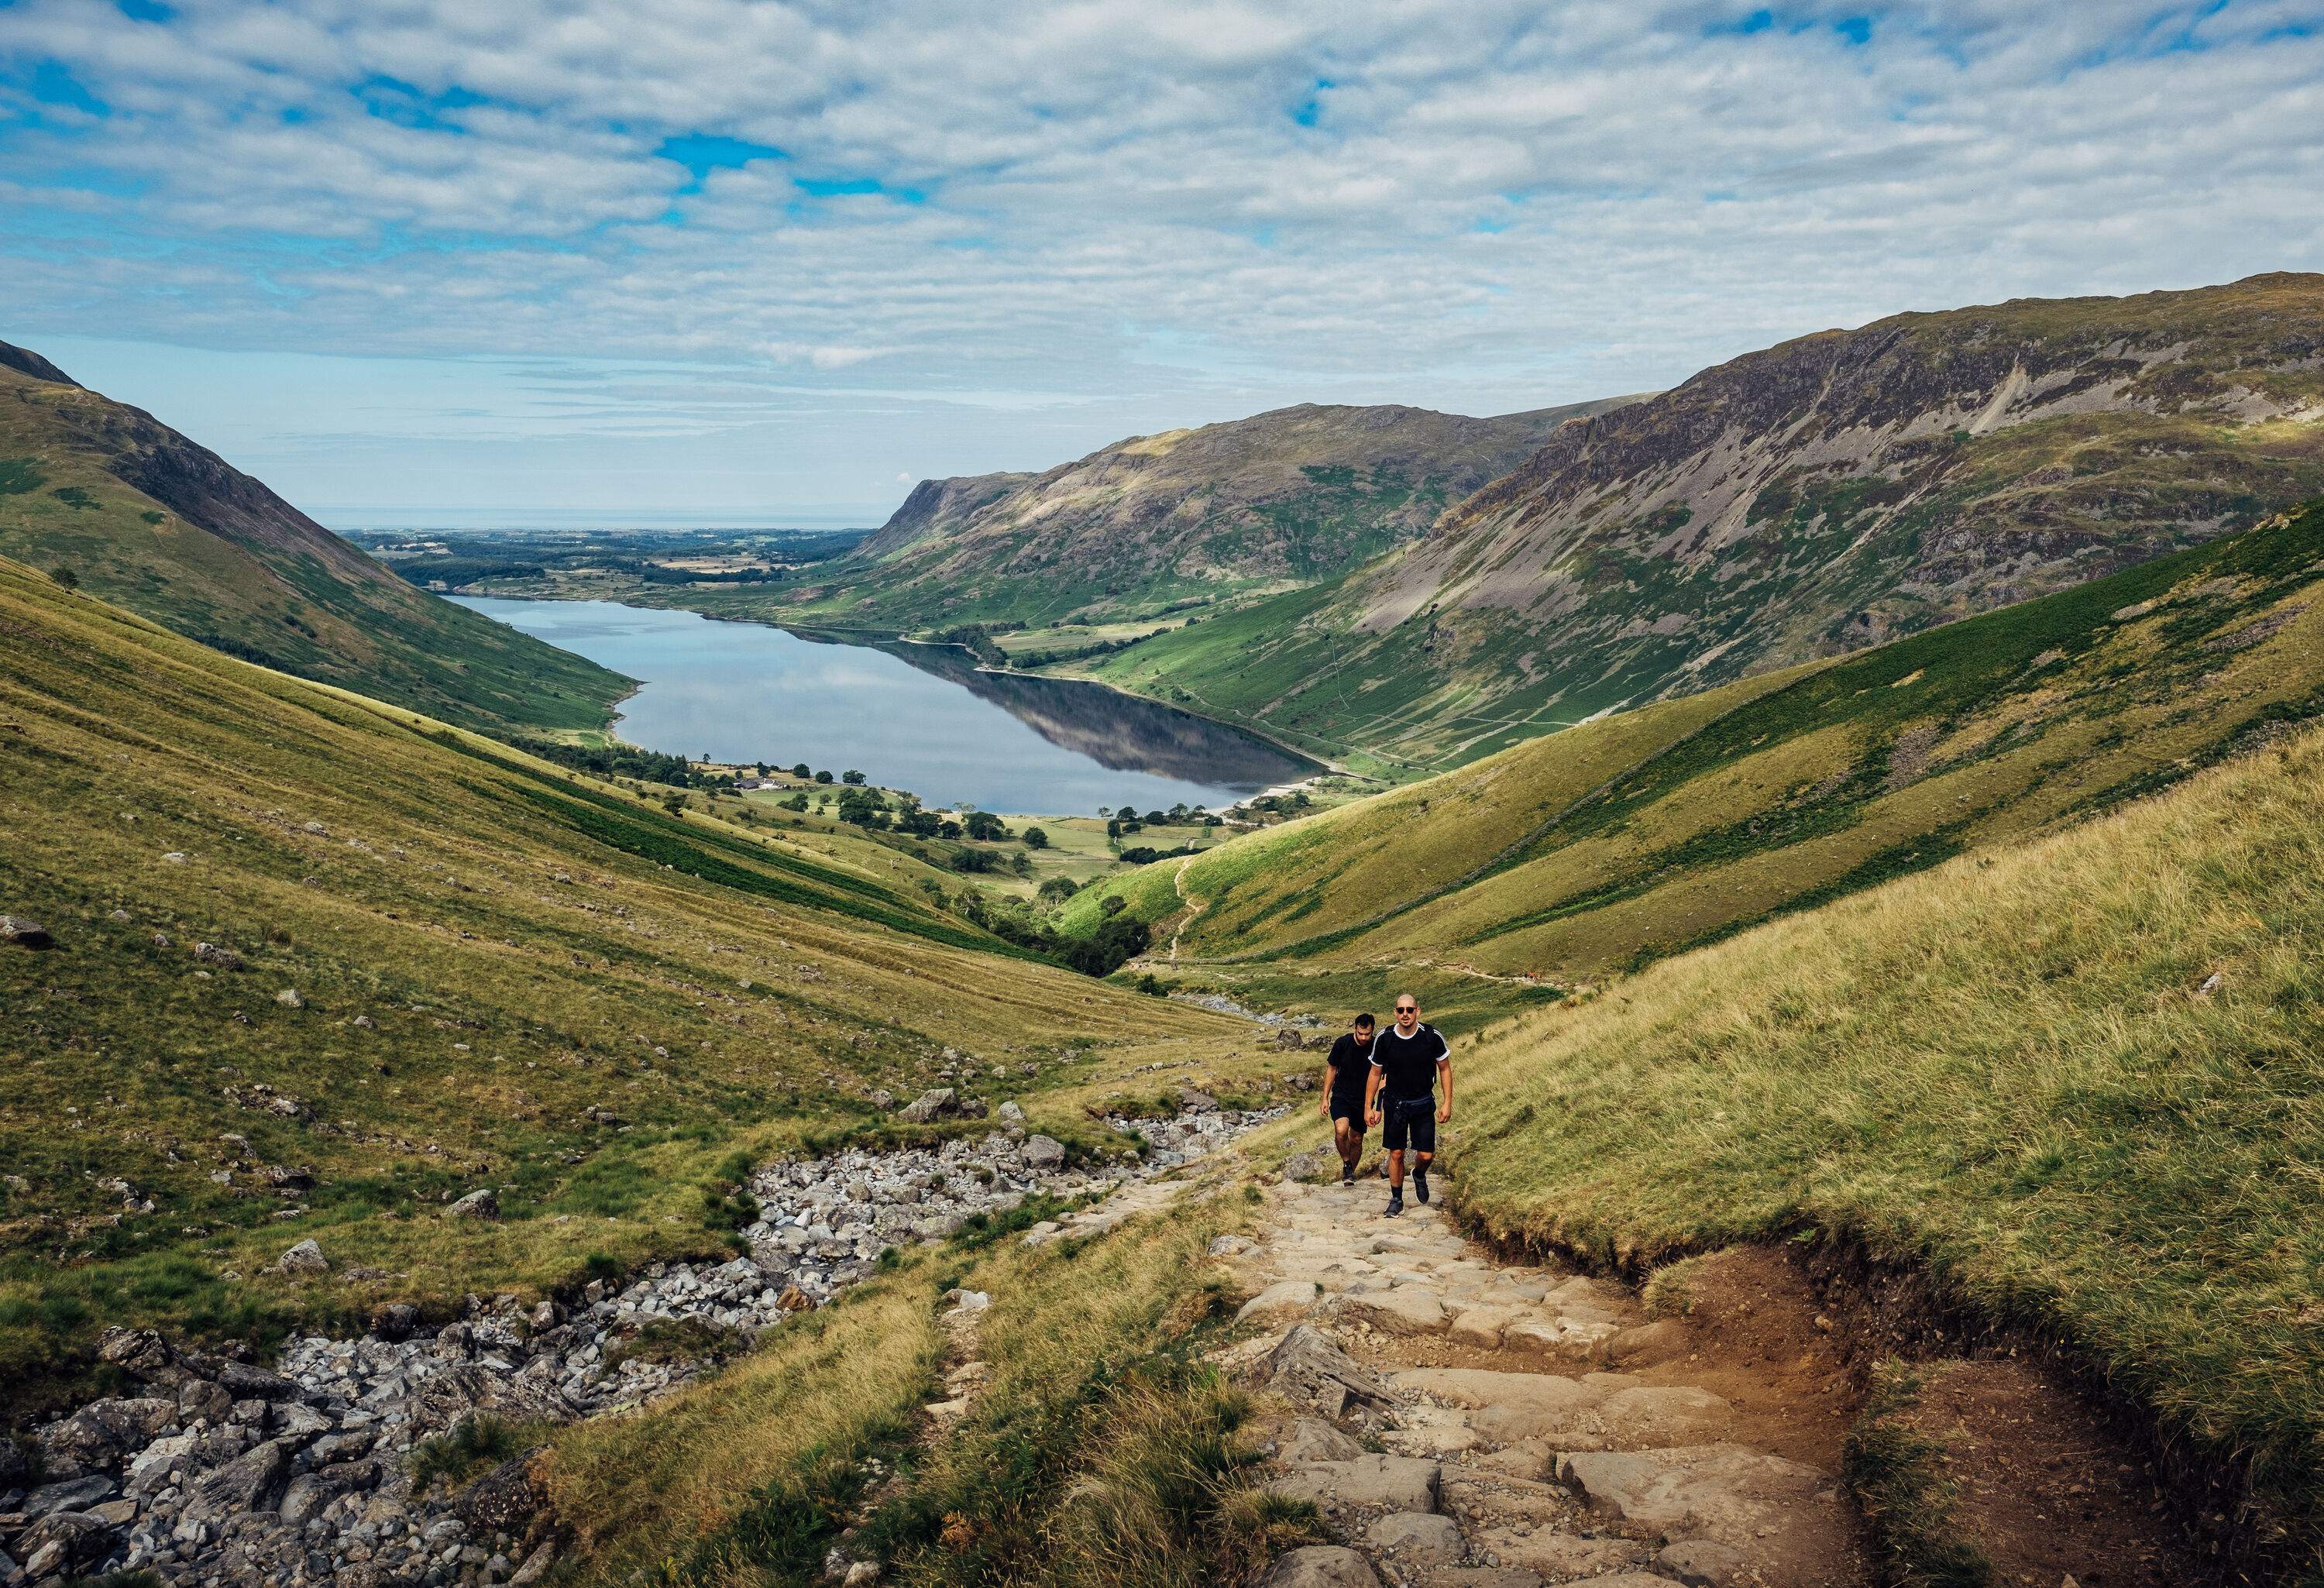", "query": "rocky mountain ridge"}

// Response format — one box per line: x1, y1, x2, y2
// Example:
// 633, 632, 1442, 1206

809, 396, 1647, 627
1077, 272, 2324, 768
